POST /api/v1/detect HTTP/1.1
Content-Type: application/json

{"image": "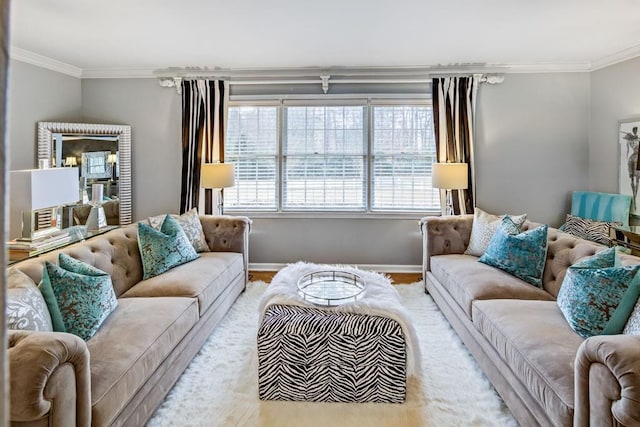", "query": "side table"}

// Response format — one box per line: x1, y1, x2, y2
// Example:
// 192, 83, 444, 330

610, 225, 640, 256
